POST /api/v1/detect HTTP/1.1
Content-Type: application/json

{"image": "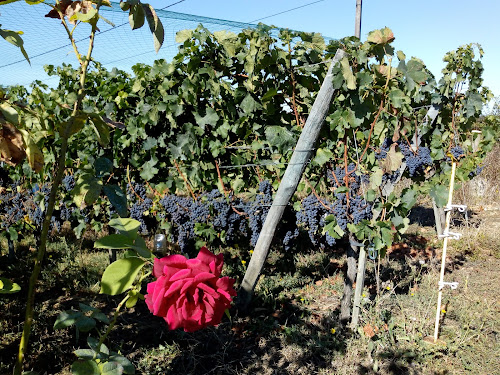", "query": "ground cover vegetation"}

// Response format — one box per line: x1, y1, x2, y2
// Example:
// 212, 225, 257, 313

1, 0, 500, 373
